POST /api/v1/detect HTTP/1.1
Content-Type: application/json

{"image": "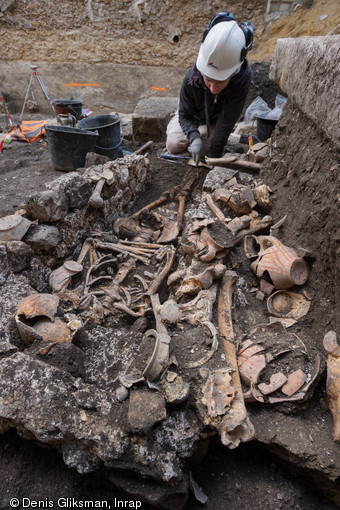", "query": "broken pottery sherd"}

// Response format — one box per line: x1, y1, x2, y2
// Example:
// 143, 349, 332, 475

323, 331, 340, 441
16, 293, 59, 321
0, 214, 32, 241
250, 235, 309, 289
183, 320, 219, 369
253, 184, 275, 211
260, 278, 275, 295
269, 316, 297, 328
214, 185, 256, 215
15, 293, 60, 344
243, 234, 259, 260
281, 369, 307, 396
267, 290, 311, 320
142, 329, 170, 382
49, 260, 83, 292
252, 142, 270, 162
258, 373, 288, 395
33, 318, 72, 343
237, 340, 266, 387
160, 371, 190, 404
